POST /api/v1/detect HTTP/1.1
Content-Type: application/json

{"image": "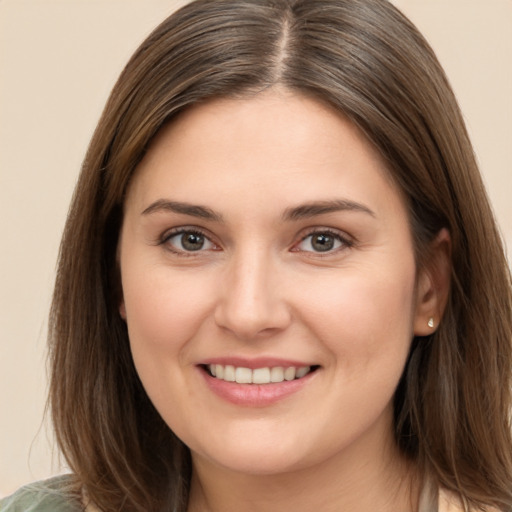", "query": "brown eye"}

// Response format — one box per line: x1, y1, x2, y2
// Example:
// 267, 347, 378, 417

310, 233, 335, 252
296, 231, 346, 253
181, 232, 205, 251
165, 230, 214, 252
